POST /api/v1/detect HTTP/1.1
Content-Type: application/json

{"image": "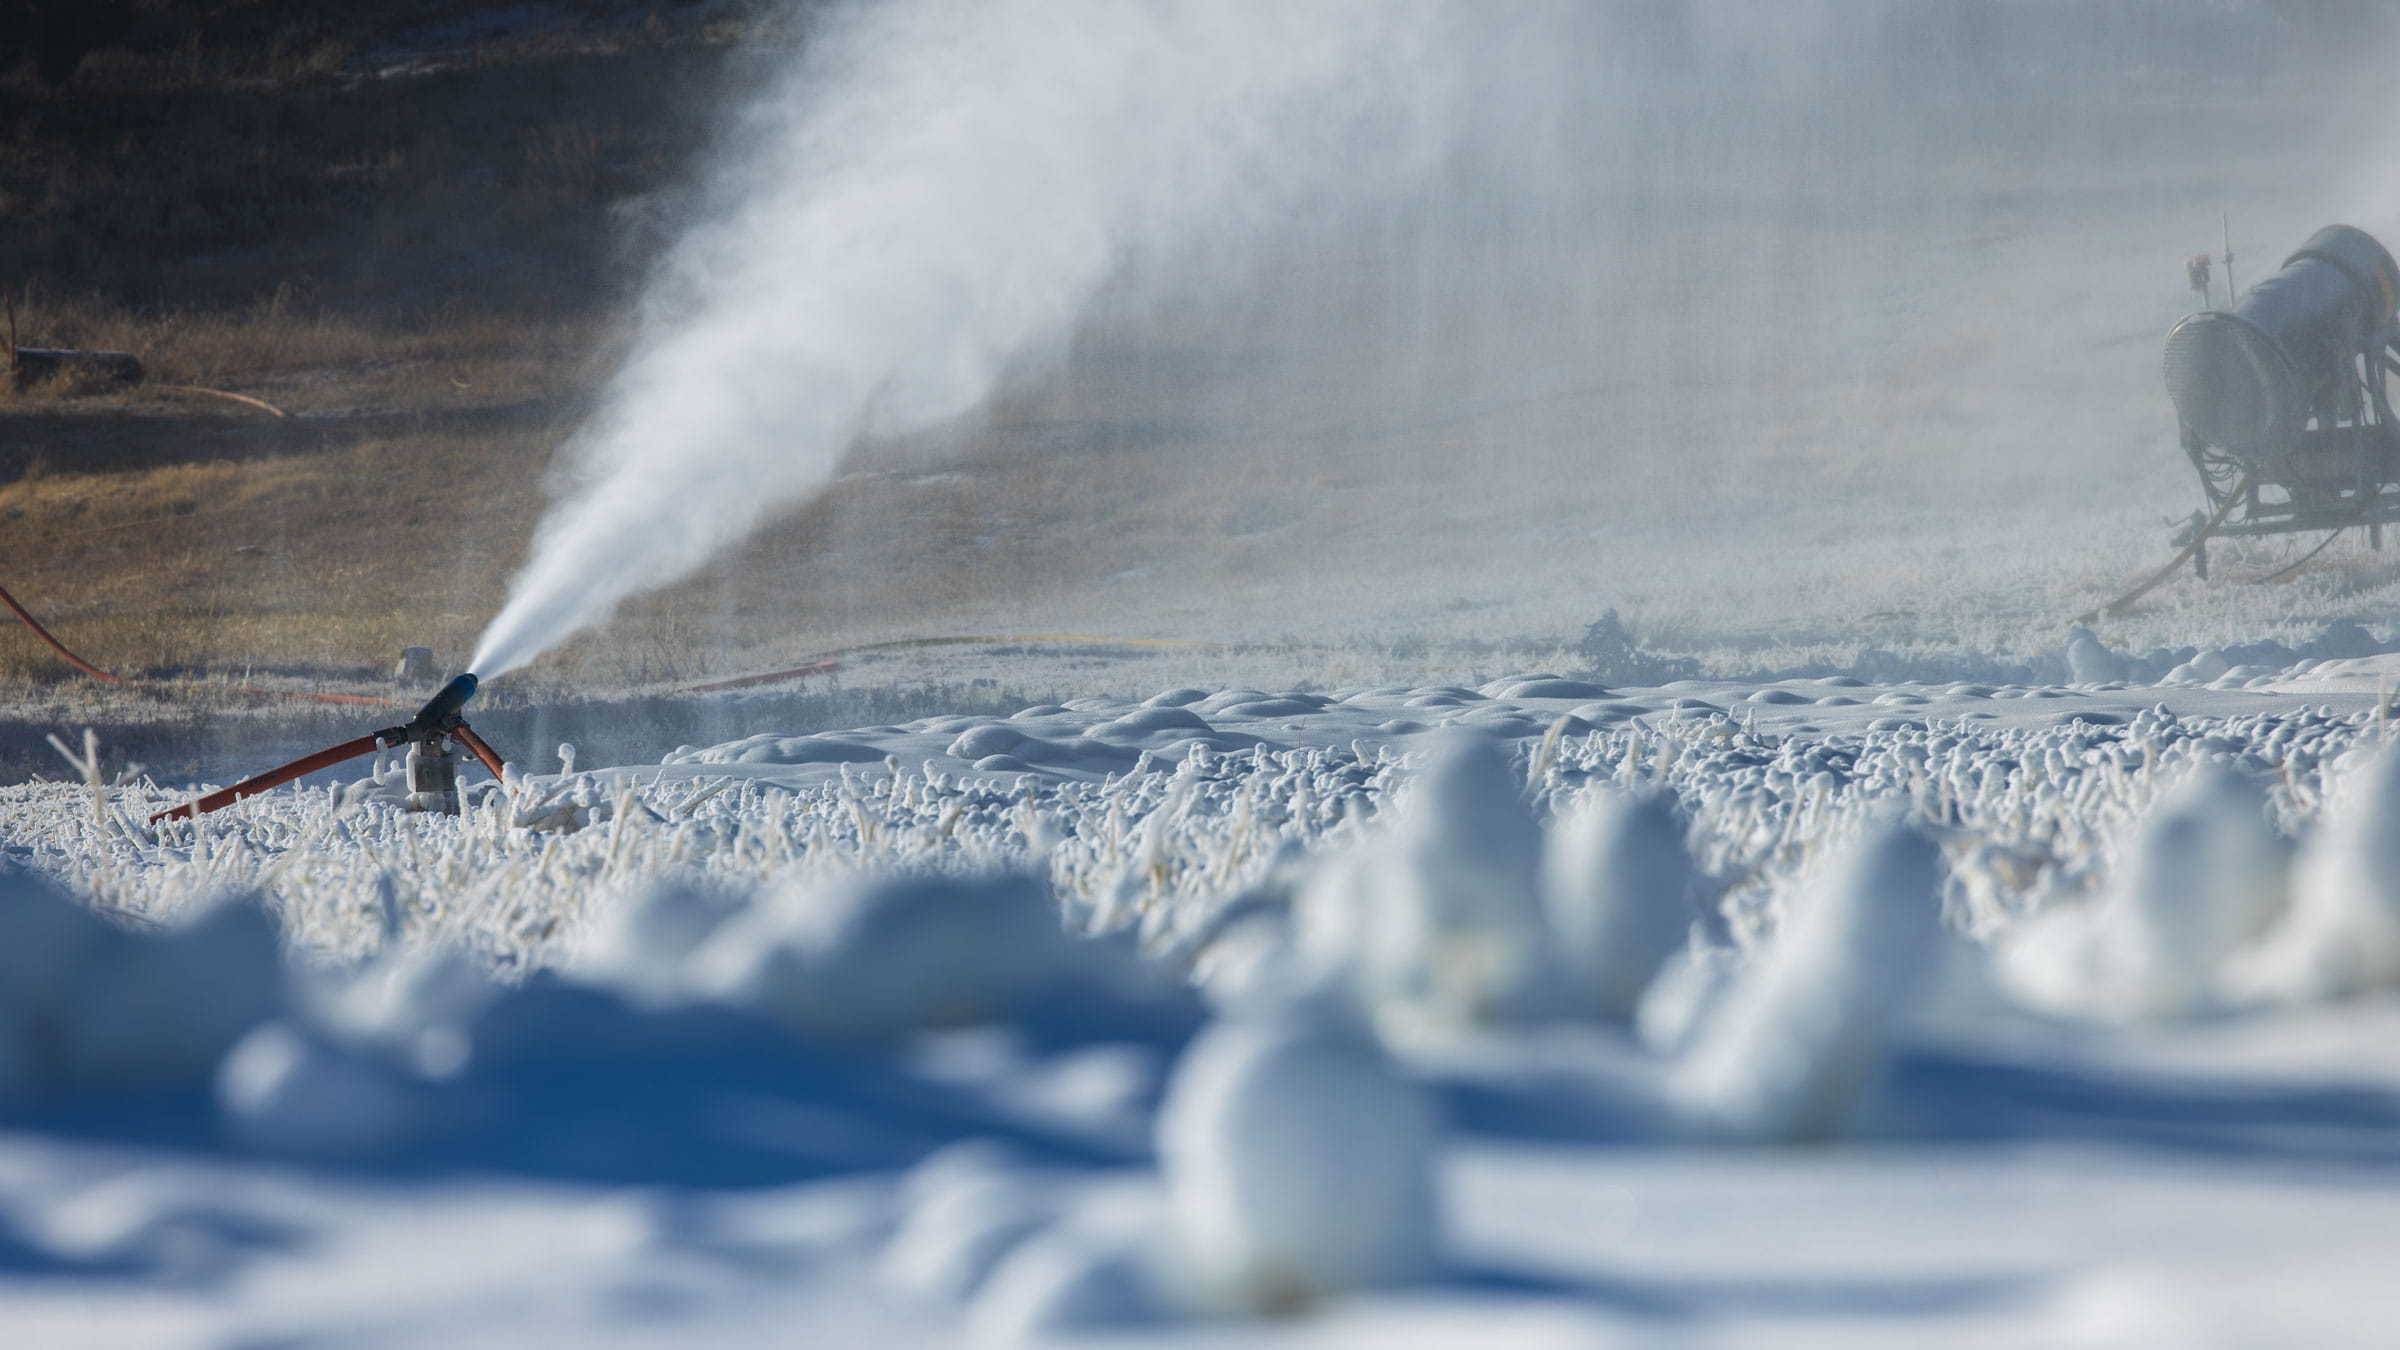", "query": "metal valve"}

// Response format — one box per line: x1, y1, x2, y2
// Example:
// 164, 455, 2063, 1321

404, 735, 461, 814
